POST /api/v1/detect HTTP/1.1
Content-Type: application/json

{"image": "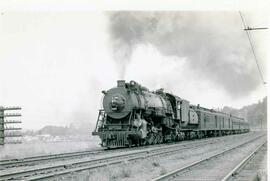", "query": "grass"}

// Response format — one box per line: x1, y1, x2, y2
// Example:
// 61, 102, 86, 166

109, 164, 131, 179
253, 170, 267, 181
160, 167, 167, 175
82, 157, 164, 181
0, 137, 100, 159
120, 167, 131, 178
152, 161, 160, 167
85, 157, 167, 180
